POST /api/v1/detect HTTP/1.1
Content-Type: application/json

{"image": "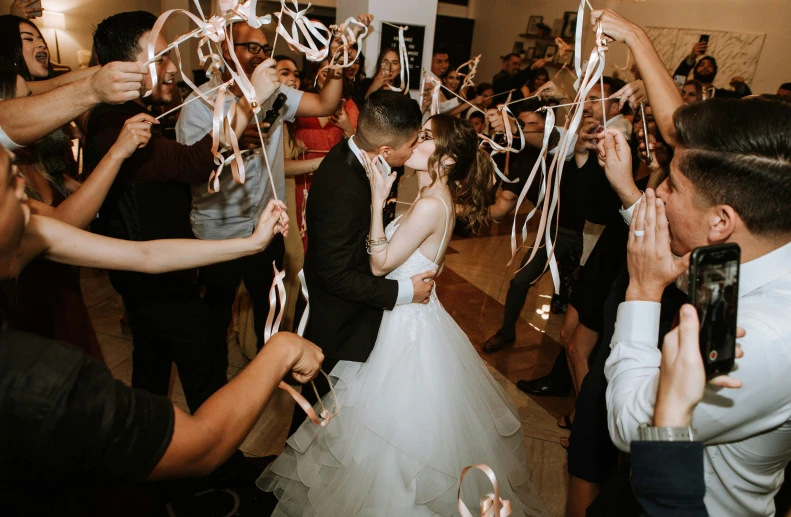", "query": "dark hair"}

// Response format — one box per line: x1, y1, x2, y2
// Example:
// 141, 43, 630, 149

425, 114, 492, 233
0, 67, 20, 100
468, 111, 485, 122
779, 82, 791, 91
274, 54, 297, 68
673, 97, 791, 236
356, 90, 421, 150
94, 11, 158, 65
0, 15, 41, 81
501, 53, 521, 62
476, 82, 494, 95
